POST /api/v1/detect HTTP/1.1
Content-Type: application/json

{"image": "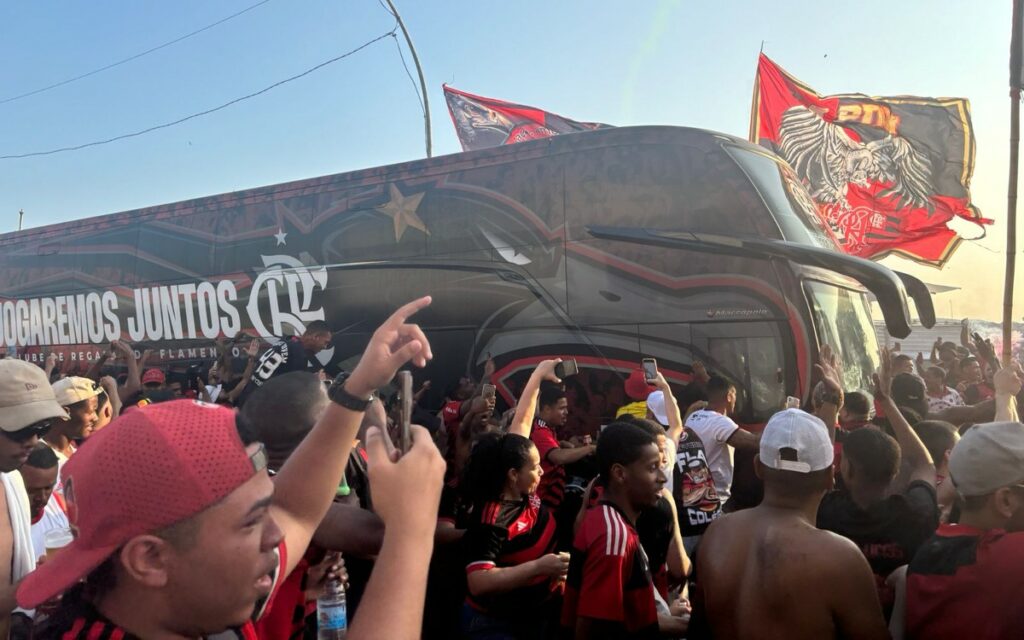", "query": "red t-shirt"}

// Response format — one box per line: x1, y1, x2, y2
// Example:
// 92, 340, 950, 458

562, 502, 659, 638
255, 546, 321, 639
906, 523, 1024, 639
442, 399, 463, 434
463, 494, 559, 617
531, 419, 567, 510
